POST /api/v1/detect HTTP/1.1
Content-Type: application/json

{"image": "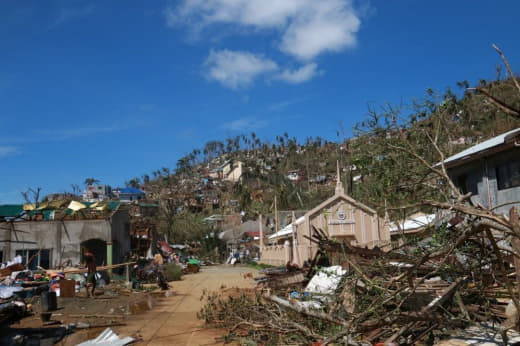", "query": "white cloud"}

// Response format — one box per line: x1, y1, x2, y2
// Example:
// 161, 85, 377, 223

48, 4, 95, 30
277, 63, 321, 84
168, 0, 361, 60
280, 1, 360, 60
221, 117, 268, 131
35, 125, 125, 140
0, 146, 21, 158
268, 98, 306, 112
204, 50, 278, 89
